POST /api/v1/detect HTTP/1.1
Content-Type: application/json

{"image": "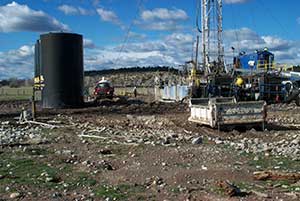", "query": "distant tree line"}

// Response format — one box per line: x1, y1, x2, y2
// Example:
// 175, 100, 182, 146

84, 66, 179, 76
0, 66, 179, 88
